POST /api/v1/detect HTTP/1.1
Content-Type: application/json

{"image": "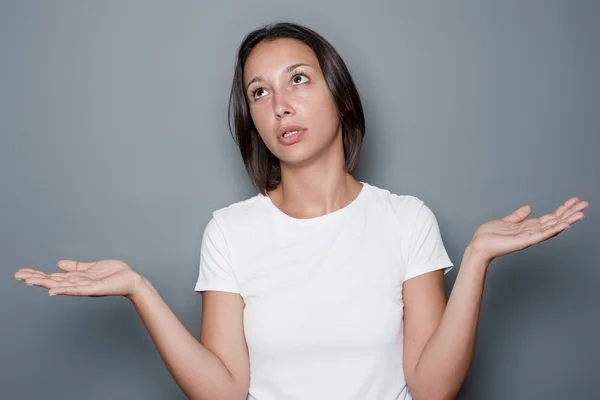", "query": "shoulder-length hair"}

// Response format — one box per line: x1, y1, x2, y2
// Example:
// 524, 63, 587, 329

228, 22, 366, 195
